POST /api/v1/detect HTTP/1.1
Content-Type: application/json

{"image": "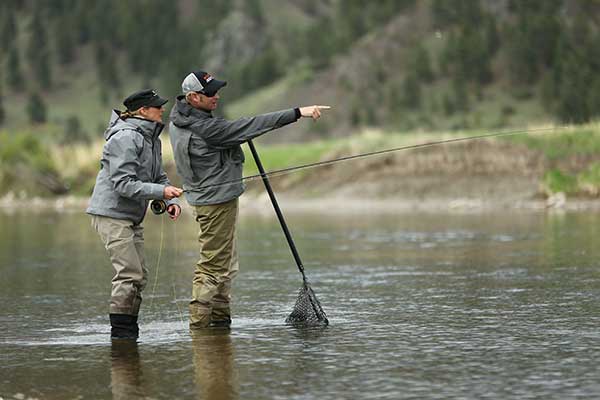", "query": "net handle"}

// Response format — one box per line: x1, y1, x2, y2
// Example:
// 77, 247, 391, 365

248, 140, 307, 278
